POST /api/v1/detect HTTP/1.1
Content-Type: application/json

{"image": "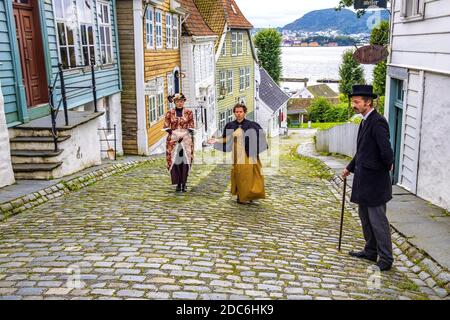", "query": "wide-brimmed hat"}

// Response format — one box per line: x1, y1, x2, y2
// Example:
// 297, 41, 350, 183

348, 85, 378, 99
172, 93, 186, 101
